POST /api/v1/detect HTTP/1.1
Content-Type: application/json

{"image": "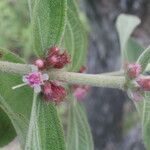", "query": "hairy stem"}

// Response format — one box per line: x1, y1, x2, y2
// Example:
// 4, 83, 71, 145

0, 61, 125, 90
49, 71, 125, 90
100, 70, 124, 76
